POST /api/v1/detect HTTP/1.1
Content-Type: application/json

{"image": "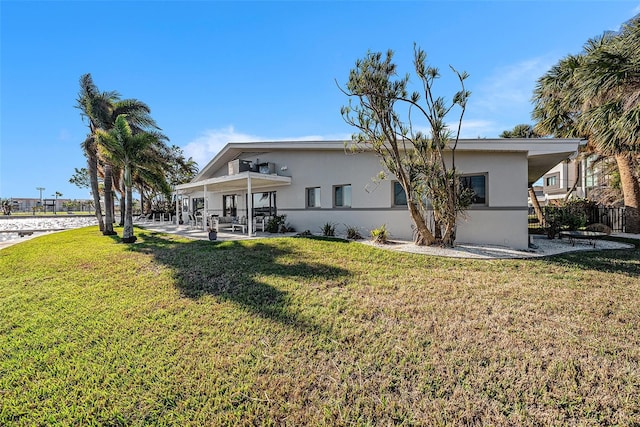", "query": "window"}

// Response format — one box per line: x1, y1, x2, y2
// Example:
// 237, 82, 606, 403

306, 187, 321, 208
192, 197, 205, 213
546, 175, 557, 187
393, 182, 407, 206
461, 174, 487, 205
334, 184, 351, 208
223, 194, 237, 217
252, 191, 277, 216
